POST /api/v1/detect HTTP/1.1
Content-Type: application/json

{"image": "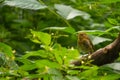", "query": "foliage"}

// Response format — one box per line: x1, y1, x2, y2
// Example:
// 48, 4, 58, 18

0, 0, 120, 80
